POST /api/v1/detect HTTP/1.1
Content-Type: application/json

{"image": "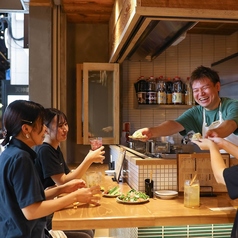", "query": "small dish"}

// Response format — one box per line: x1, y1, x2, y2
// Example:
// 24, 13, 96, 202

116, 197, 149, 204
155, 190, 178, 200
103, 193, 120, 198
